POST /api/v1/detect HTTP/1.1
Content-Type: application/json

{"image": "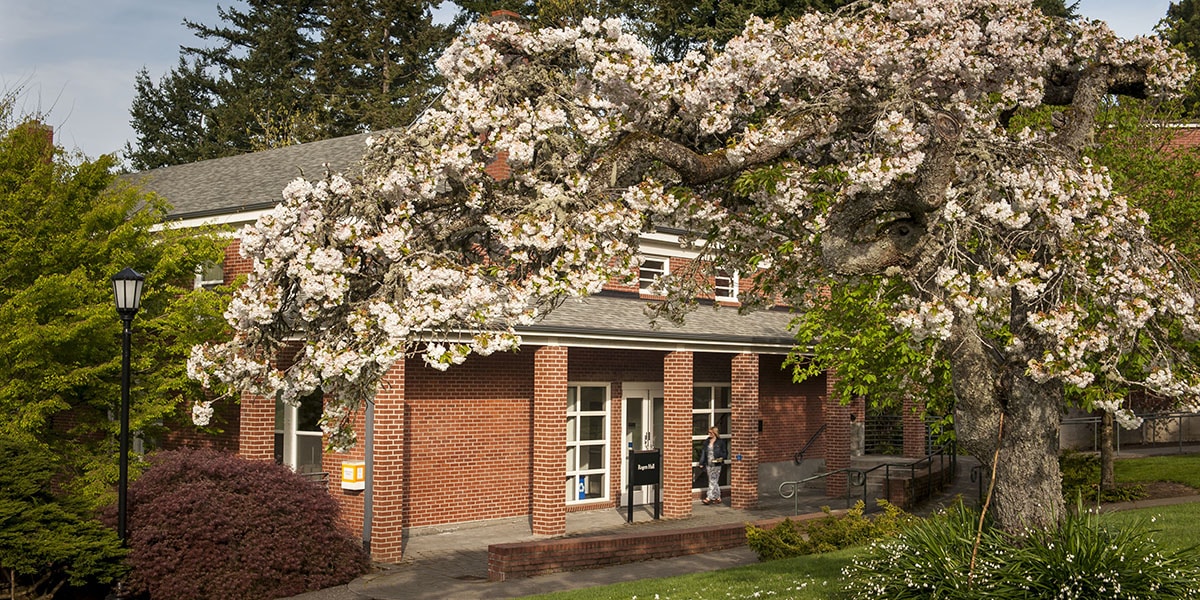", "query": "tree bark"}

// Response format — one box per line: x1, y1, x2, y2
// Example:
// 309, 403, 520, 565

1100, 410, 1115, 491
949, 315, 1066, 533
